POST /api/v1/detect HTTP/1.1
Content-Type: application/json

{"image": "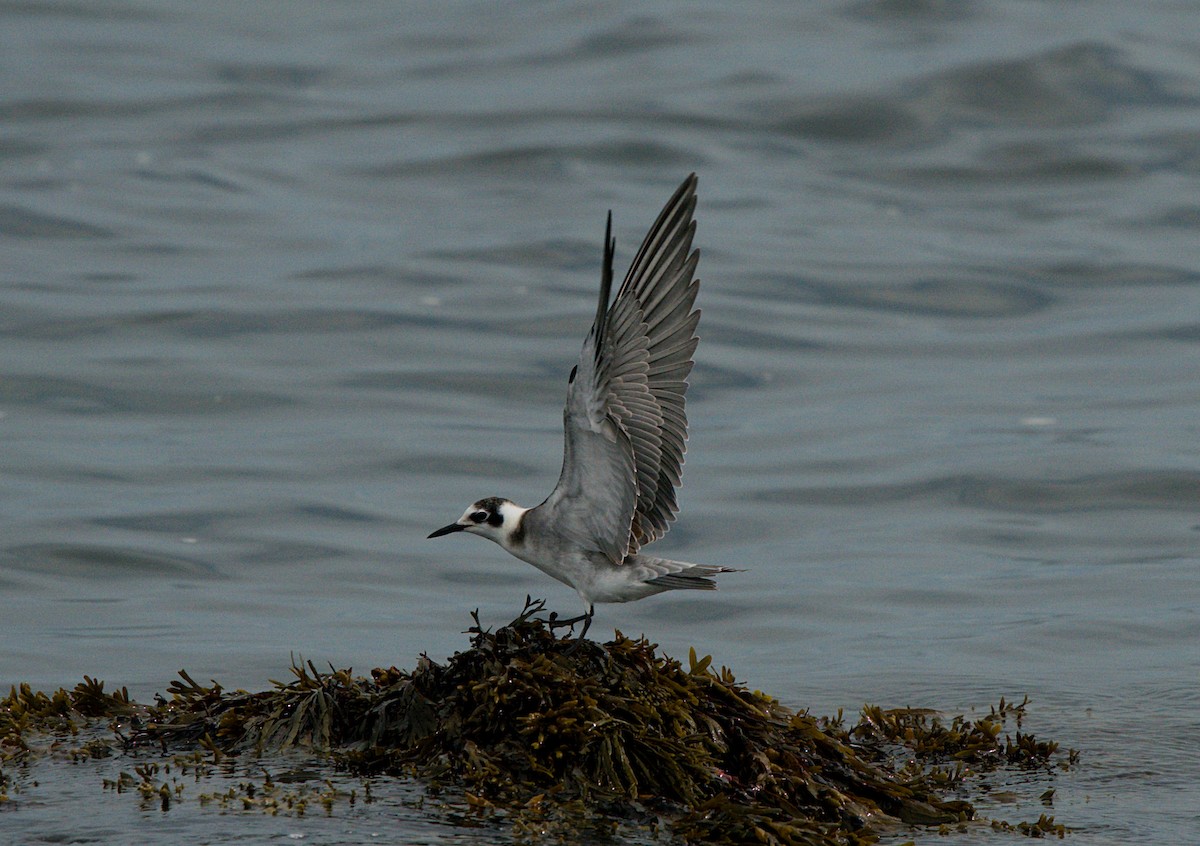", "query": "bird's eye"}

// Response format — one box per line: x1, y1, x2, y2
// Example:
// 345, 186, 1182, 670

470, 511, 488, 523
568, 365, 577, 384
